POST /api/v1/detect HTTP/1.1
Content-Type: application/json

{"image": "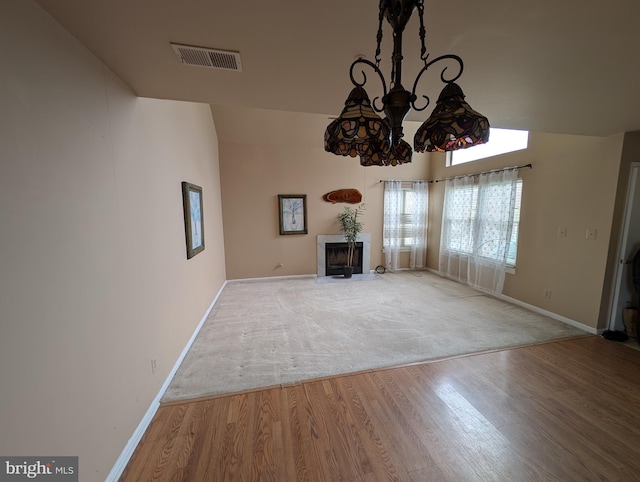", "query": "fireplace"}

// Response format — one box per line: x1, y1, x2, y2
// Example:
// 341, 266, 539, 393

317, 234, 370, 277
325, 242, 363, 276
